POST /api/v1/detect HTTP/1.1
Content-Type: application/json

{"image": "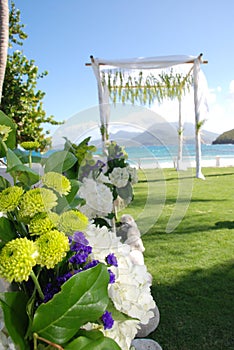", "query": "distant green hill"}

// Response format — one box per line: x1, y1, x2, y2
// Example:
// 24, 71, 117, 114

212, 129, 234, 144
